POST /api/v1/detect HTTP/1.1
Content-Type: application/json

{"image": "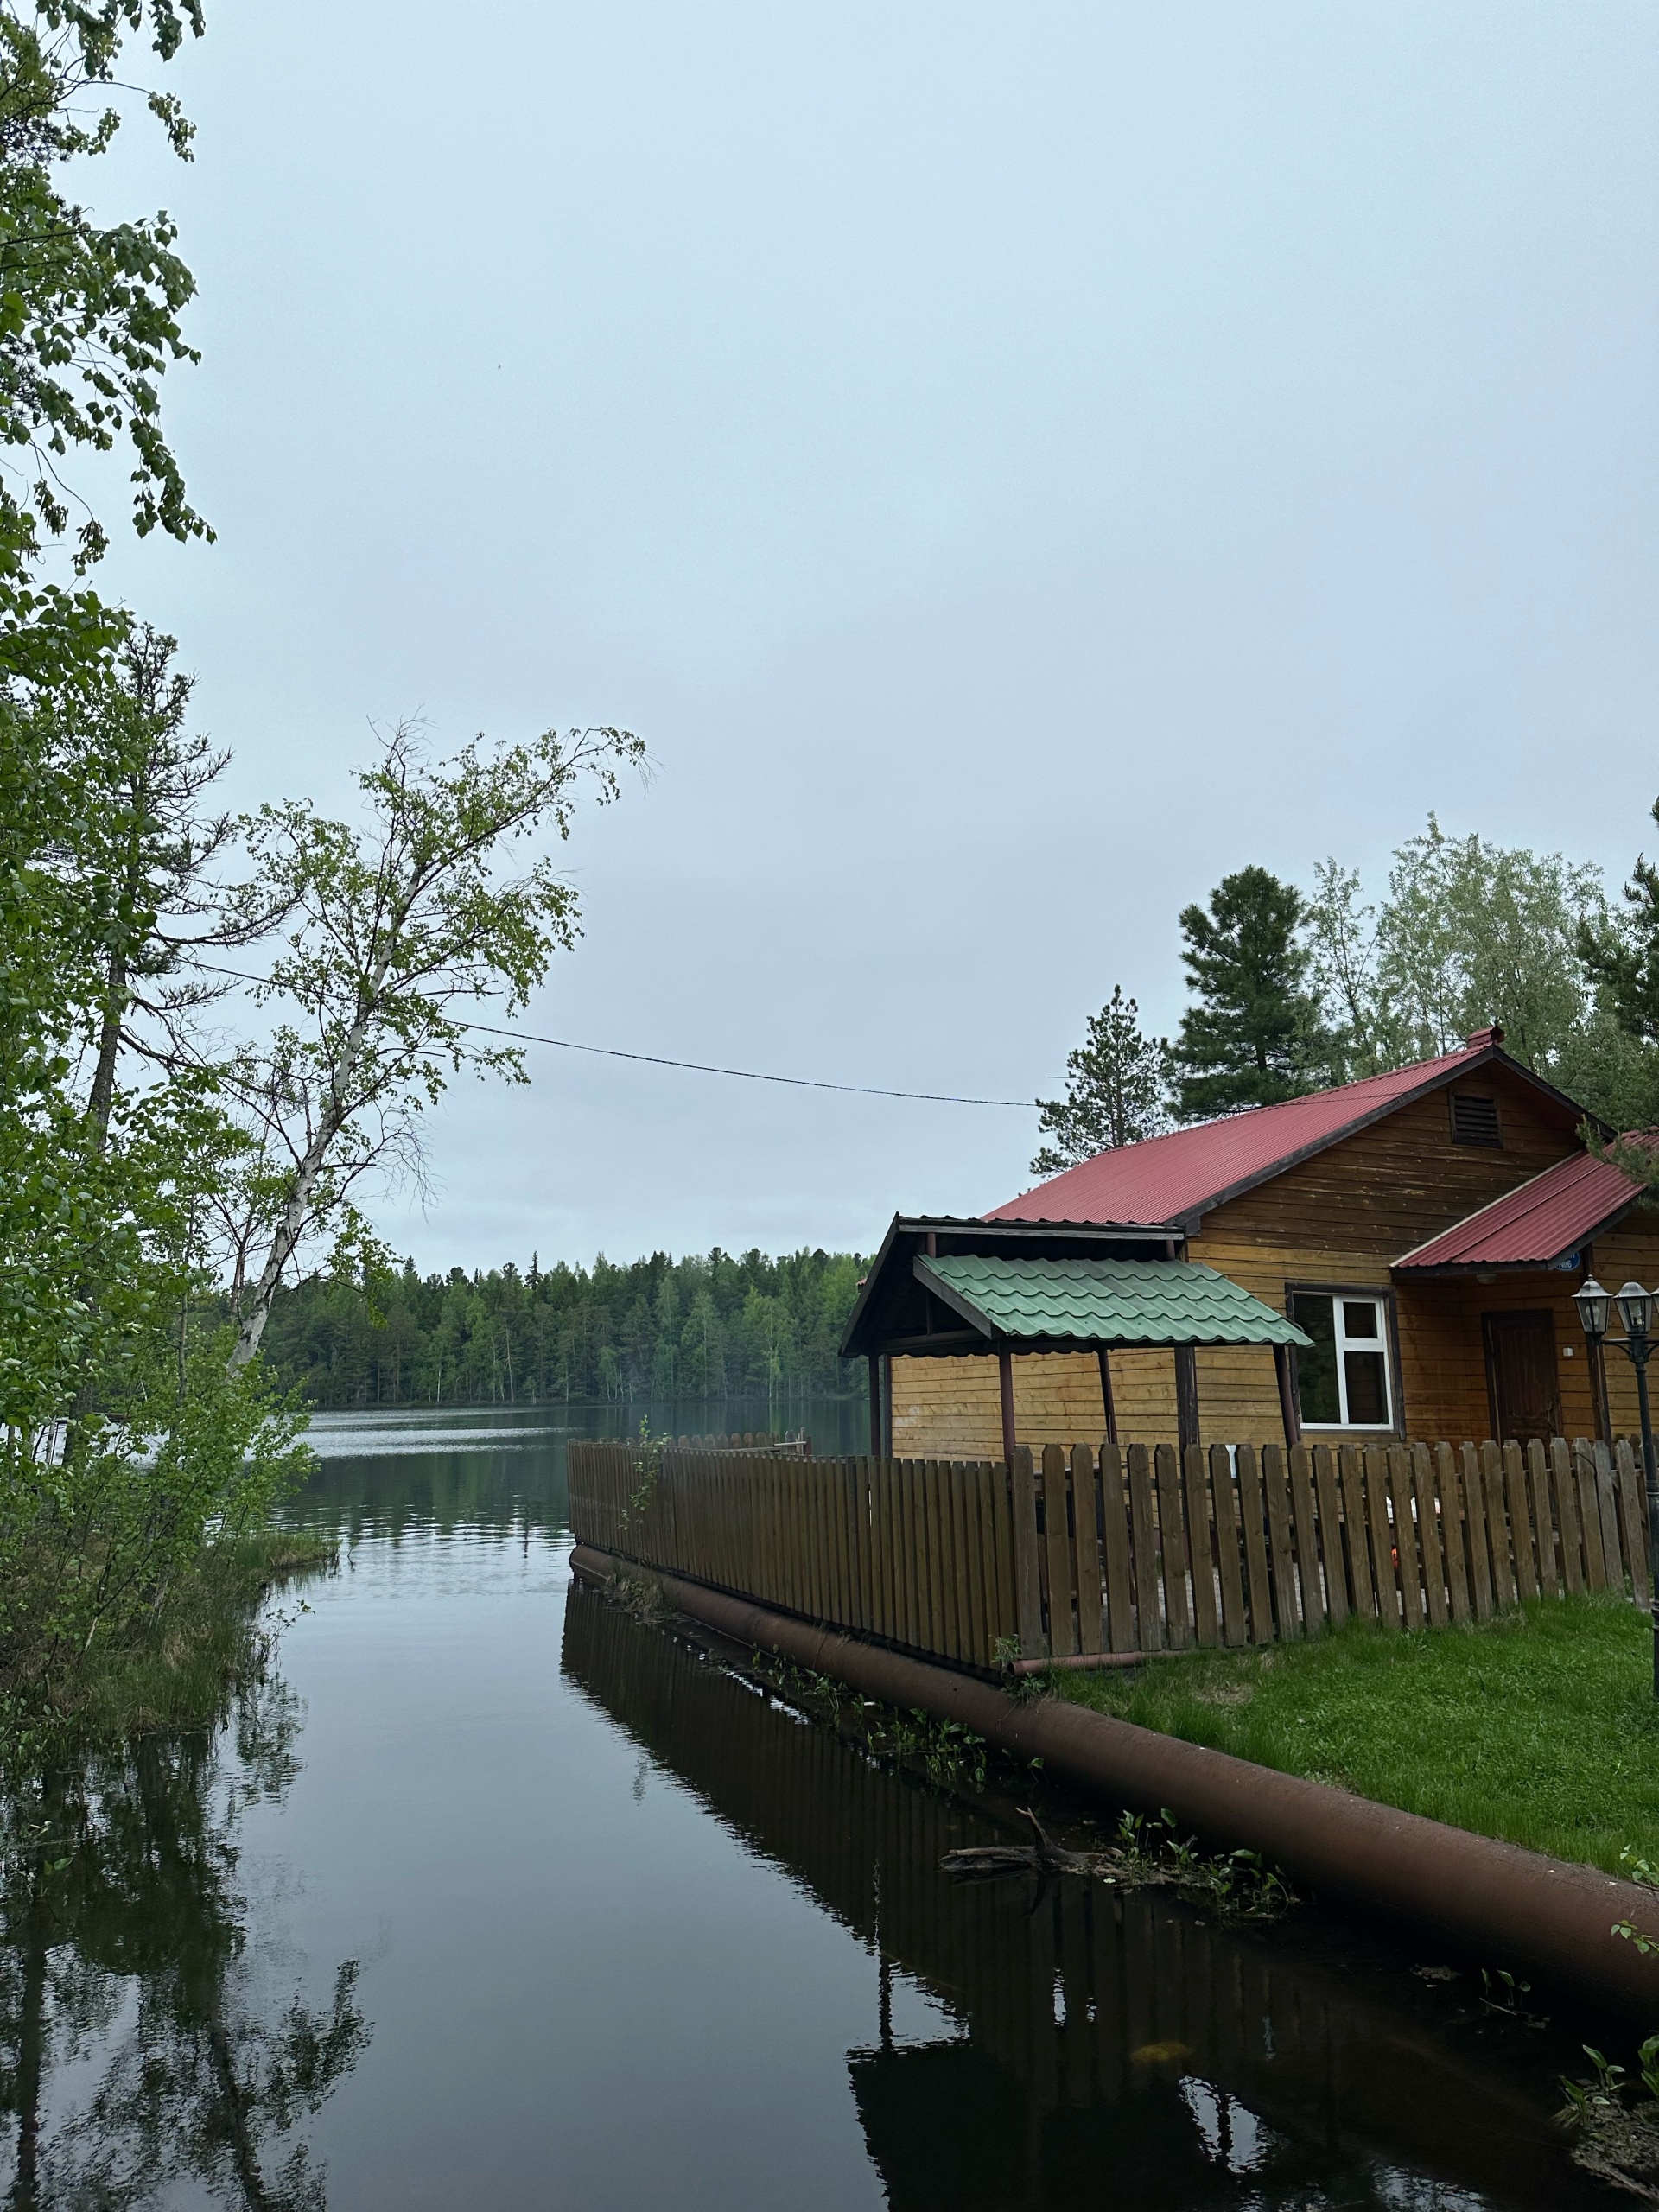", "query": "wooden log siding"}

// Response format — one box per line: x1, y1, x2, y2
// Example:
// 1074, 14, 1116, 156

565, 1432, 1654, 1675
